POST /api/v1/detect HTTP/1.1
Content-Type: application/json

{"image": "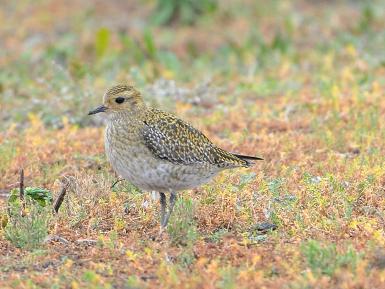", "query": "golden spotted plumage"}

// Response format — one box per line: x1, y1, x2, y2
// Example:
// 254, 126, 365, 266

89, 84, 262, 229
142, 108, 254, 168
